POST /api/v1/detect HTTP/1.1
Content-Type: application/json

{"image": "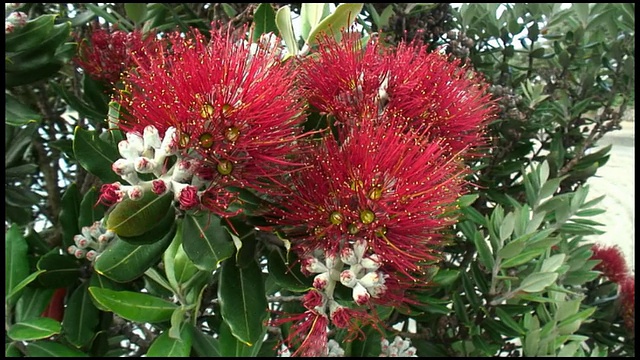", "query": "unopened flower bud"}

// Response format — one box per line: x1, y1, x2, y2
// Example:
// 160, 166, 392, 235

74, 249, 86, 259
134, 156, 155, 173
303, 257, 329, 274
127, 185, 144, 200
358, 271, 381, 288
339, 269, 357, 288
352, 282, 370, 305
125, 132, 144, 154
360, 254, 381, 271
85, 250, 98, 262
178, 185, 199, 210
67, 245, 77, 255
5, 21, 15, 33
313, 272, 330, 290
112, 158, 134, 176
160, 127, 178, 156
74, 235, 89, 249
143, 125, 161, 150
340, 247, 357, 265
151, 179, 169, 195
6, 11, 27, 27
